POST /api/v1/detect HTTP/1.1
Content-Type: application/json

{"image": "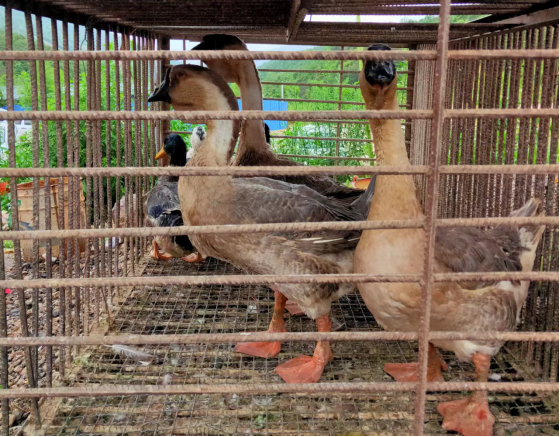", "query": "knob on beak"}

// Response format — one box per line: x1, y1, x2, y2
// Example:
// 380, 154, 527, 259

364, 44, 396, 87
148, 68, 172, 103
